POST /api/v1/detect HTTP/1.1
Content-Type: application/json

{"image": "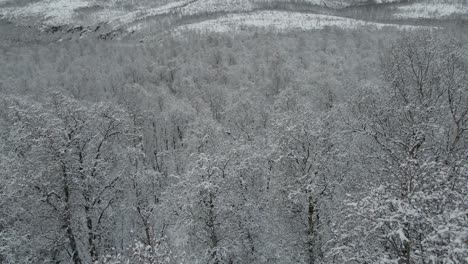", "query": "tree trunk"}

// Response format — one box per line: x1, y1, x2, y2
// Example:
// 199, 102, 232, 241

207, 192, 219, 264
307, 195, 321, 264
62, 165, 82, 264
85, 210, 98, 262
